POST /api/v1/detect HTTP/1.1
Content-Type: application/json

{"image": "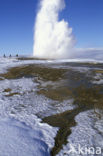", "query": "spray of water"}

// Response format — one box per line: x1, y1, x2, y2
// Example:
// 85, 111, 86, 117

33, 0, 75, 59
